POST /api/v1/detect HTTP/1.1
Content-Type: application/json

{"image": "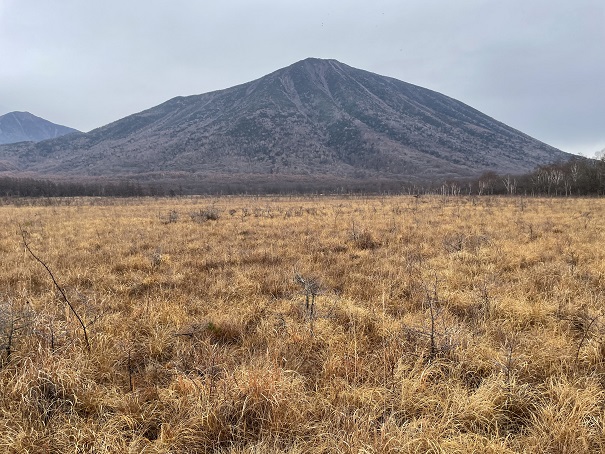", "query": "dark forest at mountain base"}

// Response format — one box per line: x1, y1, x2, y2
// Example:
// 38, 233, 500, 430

0, 156, 603, 198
